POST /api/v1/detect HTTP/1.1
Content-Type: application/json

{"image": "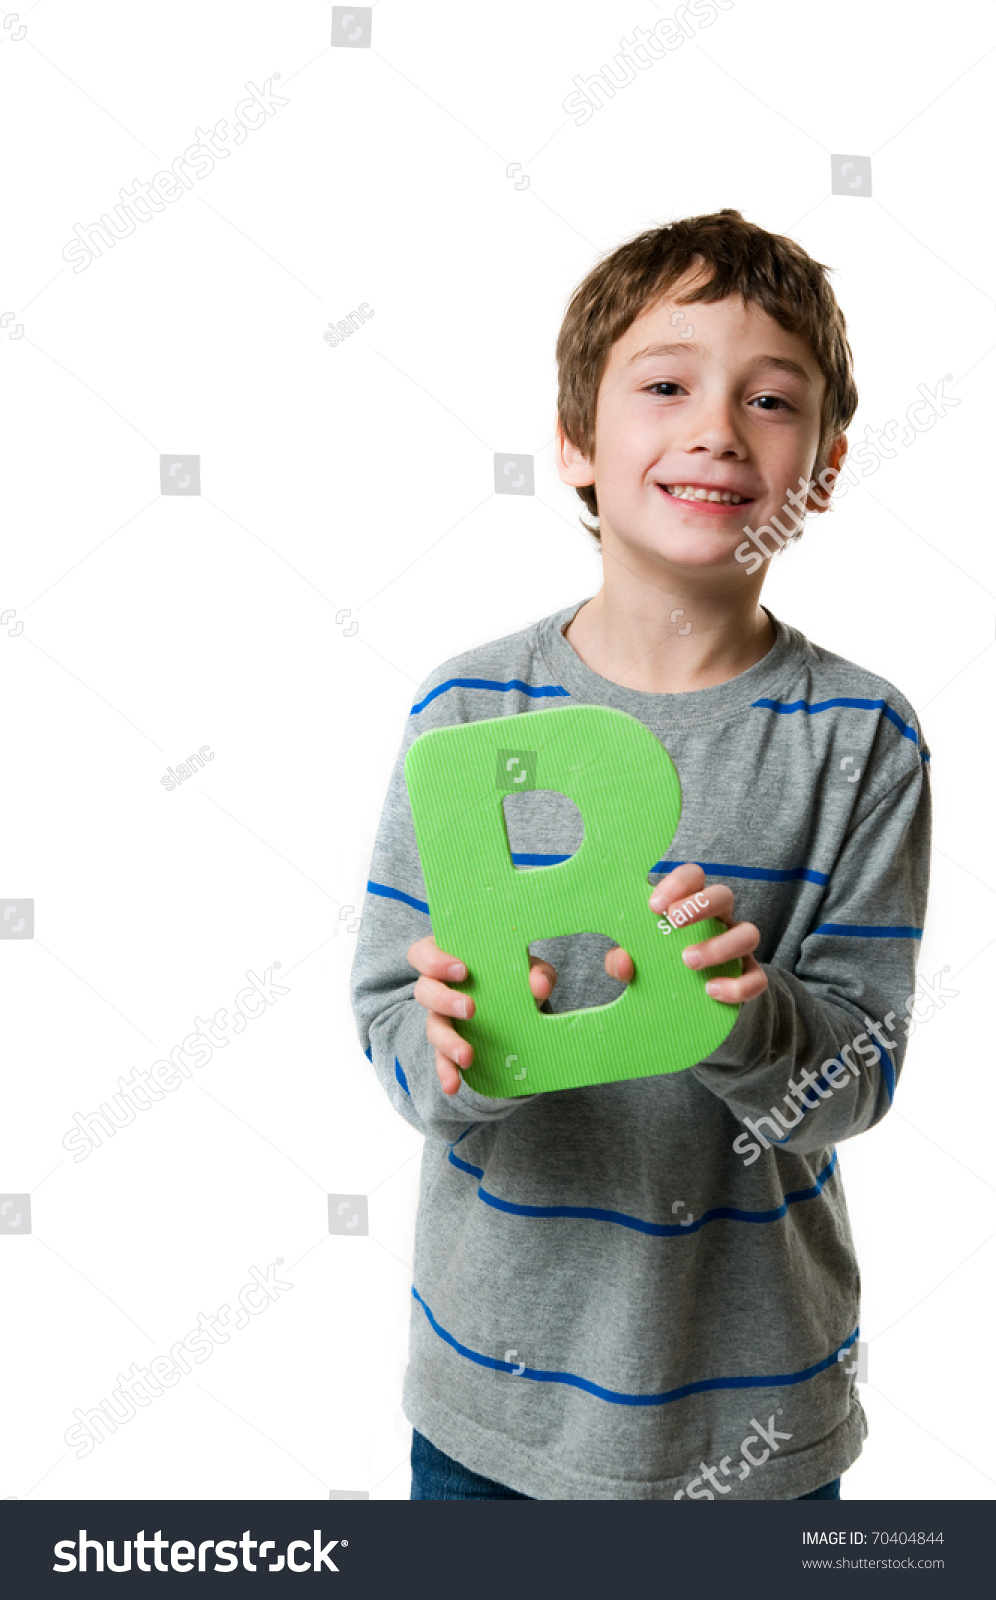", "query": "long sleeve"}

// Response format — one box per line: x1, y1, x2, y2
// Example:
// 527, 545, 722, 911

692, 749, 933, 1158
349, 676, 541, 1142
